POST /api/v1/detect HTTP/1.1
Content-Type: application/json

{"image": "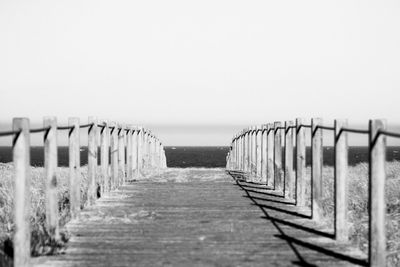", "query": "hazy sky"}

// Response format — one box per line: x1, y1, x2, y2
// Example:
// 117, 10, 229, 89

1, 0, 400, 145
